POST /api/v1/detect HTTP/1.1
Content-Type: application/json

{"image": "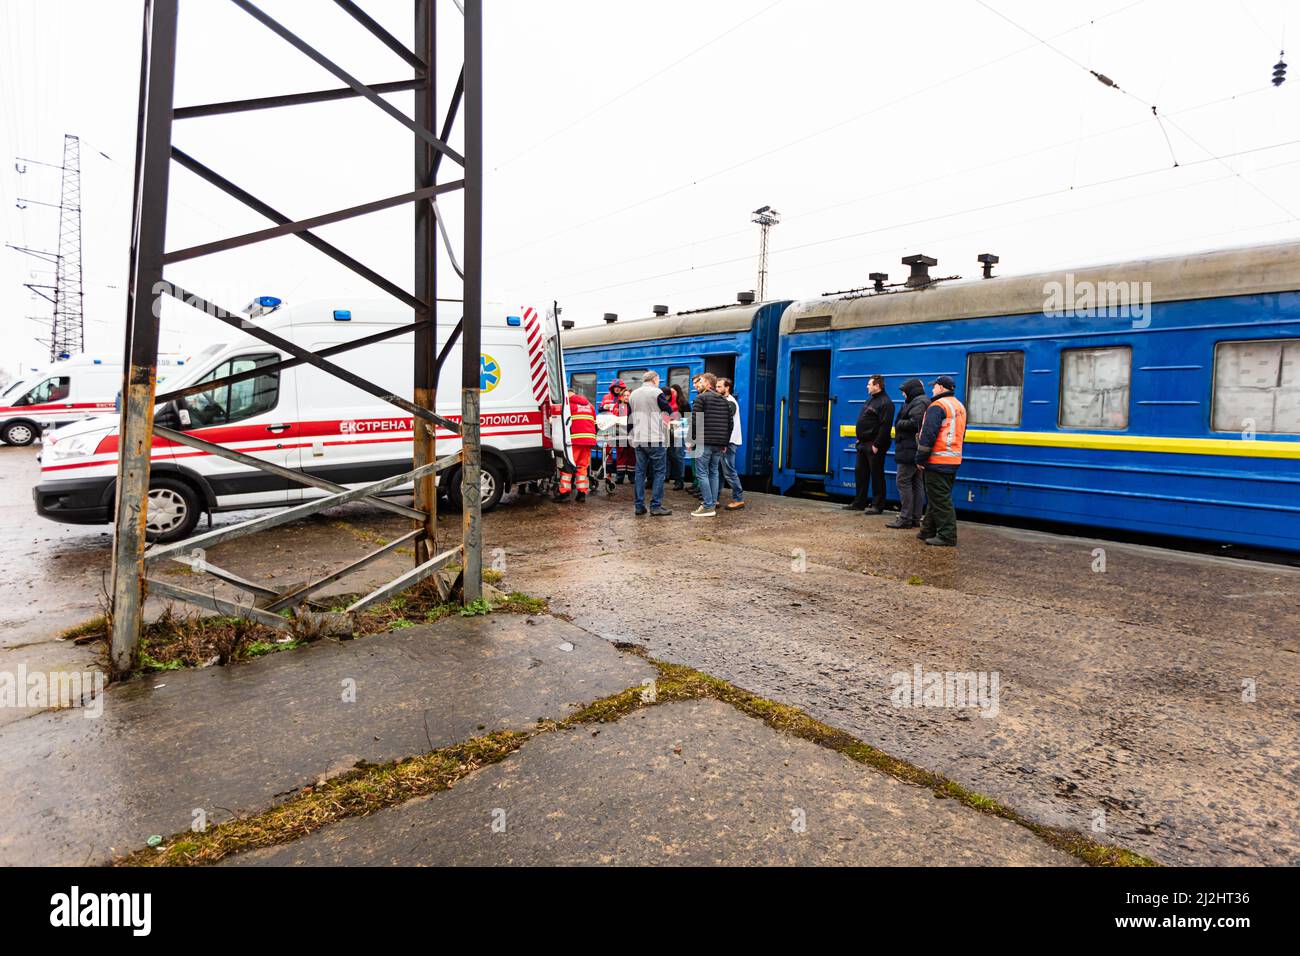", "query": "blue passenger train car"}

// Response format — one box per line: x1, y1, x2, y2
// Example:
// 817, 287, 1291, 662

562, 298, 790, 478
772, 242, 1300, 552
